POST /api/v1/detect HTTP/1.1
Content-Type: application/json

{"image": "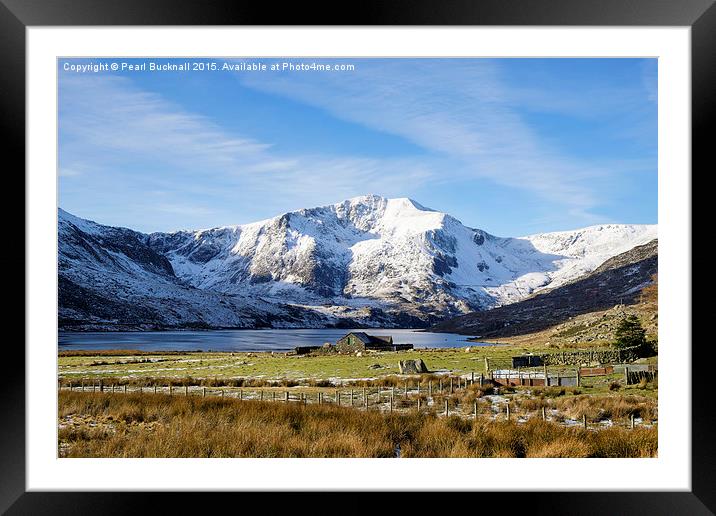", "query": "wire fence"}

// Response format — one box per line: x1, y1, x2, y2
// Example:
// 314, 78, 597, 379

59, 376, 655, 430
